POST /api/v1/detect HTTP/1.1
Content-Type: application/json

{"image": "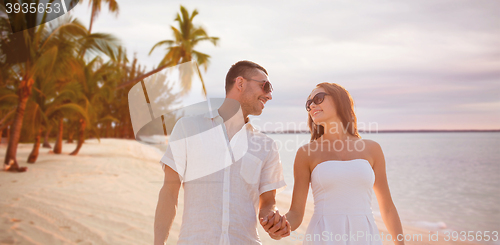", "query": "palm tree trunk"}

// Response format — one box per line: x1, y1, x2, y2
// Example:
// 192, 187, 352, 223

120, 123, 126, 138
43, 125, 52, 148
4, 78, 34, 170
0, 109, 15, 141
115, 63, 171, 90
106, 122, 111, 138
67, 130, 74, 143
70, 119, 86, 155
88, 5, 95, 34
53, 118, 63, 154
27, 127, 42, 163
80, 6, 95, 59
